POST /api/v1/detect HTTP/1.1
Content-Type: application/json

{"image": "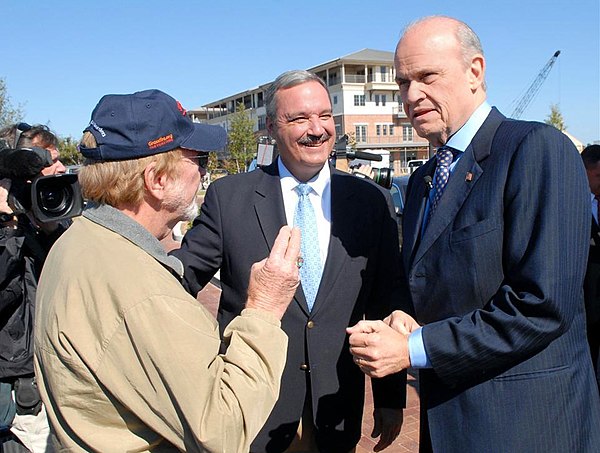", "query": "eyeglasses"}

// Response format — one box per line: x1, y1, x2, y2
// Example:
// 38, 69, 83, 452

184, 153, 209, 168
14, 122, 32, 148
